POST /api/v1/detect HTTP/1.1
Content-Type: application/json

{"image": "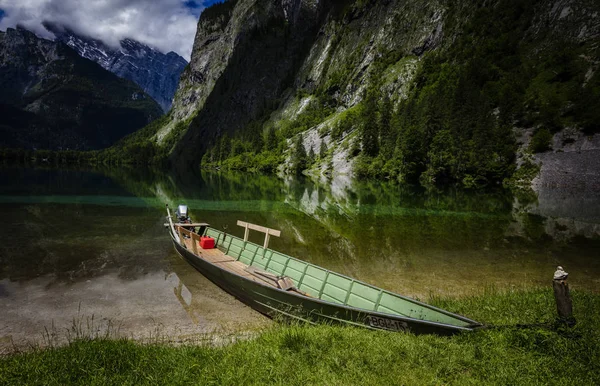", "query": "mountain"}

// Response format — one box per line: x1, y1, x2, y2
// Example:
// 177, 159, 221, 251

43, 22, 188, 112
0, 26, 163, 151
115, 0, 600, 193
